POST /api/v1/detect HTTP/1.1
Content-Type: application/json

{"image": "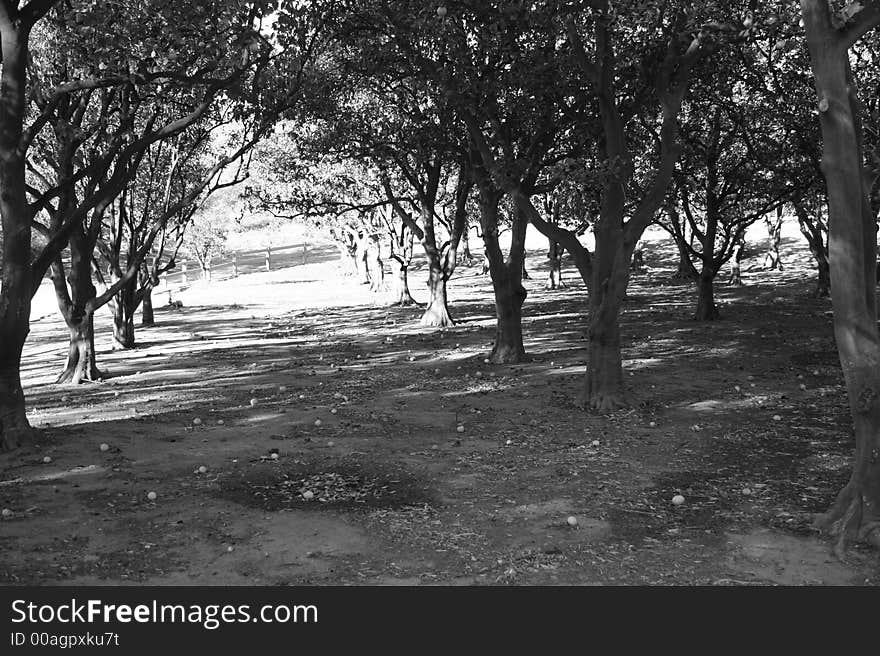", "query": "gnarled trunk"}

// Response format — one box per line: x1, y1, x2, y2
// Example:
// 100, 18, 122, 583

112, 307, 136, 349
57, 315, 101, 384
420, 265, 453, 326
479, 196, 527, 363
672, 238, 698, 280
52, 229, 105, 382
110, 276, 137, 349
392, 261, 416, 306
